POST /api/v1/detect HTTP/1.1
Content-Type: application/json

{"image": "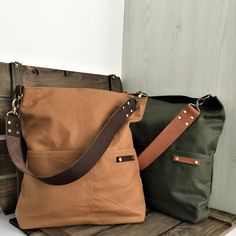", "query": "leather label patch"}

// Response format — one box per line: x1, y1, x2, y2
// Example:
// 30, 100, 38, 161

173, 155, 200, 166
116, 155, 135, 163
